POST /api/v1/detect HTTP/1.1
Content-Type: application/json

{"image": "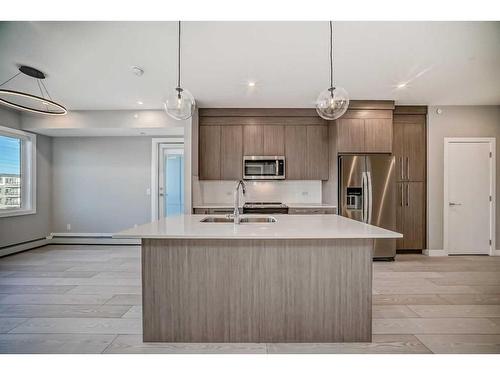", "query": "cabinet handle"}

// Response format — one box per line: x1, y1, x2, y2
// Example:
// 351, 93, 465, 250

400, 184, 404, 206
406, 184, 409, 207
400, 157, 404, 180
406, 157, 410, 180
